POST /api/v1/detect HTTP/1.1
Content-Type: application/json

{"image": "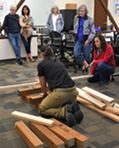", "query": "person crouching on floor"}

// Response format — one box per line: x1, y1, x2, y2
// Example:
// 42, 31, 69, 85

37, 45, 83, 127
88, 33, 116, 87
